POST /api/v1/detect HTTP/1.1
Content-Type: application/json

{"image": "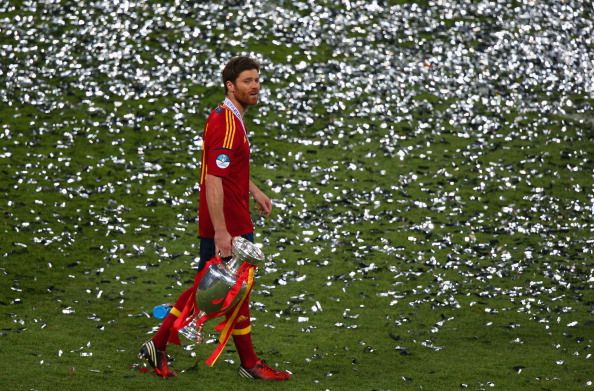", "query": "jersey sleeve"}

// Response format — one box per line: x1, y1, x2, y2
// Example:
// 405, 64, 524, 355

204, 108, 238, 178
